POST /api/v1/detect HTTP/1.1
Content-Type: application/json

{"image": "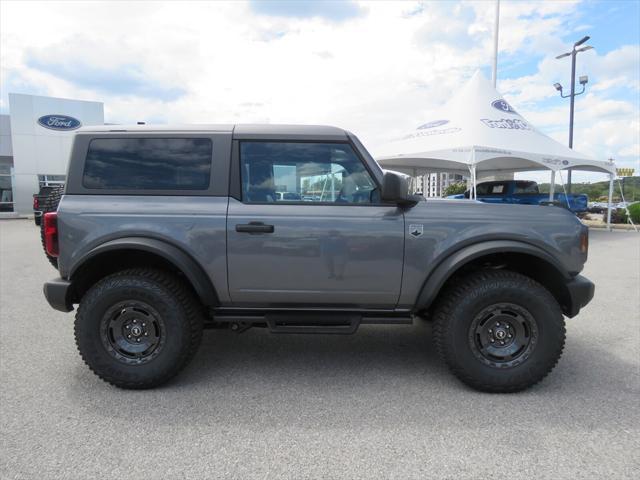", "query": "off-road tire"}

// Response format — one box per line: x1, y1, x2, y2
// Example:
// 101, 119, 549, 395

433, 270, 565, 393
39, 186, 64, 268
74, 268, 204, 389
